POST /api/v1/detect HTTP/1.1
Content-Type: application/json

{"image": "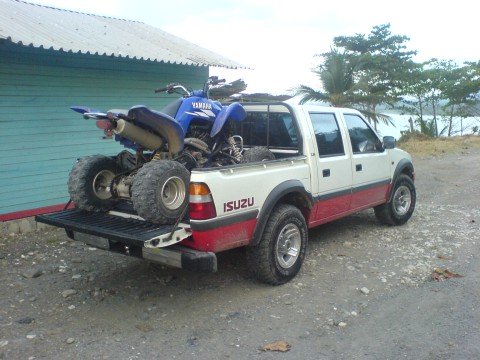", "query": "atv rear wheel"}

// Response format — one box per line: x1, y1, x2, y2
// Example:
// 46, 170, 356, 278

68, 155, 120, 211
241, 147, 275, 163
131, 160, 190, 224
